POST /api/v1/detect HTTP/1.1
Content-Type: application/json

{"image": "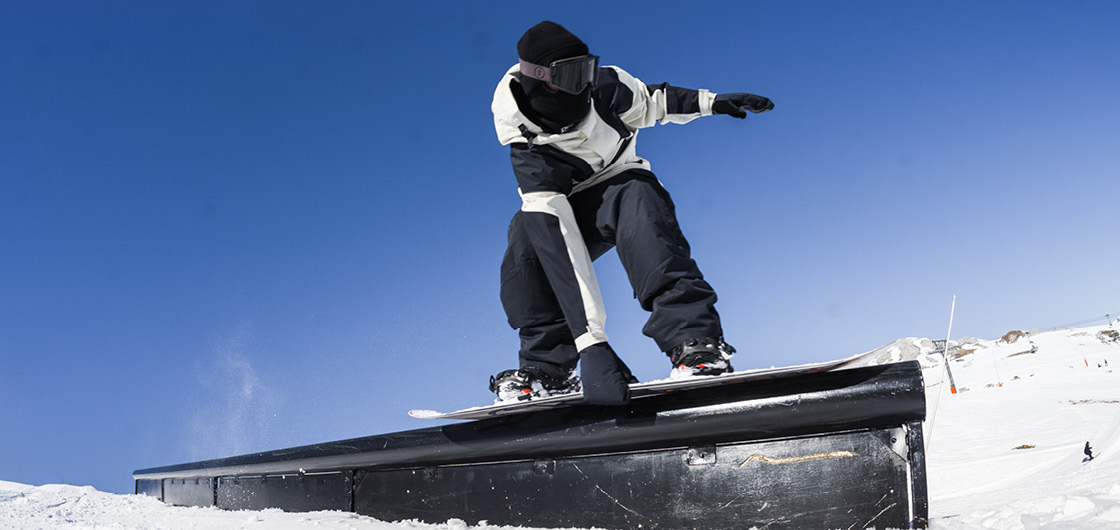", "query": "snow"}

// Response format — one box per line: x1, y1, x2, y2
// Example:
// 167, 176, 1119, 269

0, 481, 579, 530
919, 324, 1120, 528
2, 324, 1118, 529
